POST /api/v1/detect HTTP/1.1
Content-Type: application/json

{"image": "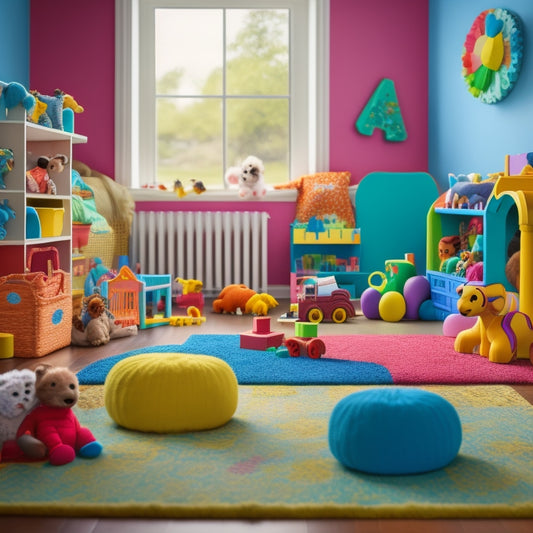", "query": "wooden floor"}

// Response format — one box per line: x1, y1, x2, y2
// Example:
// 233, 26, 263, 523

1, 299, 532, 533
